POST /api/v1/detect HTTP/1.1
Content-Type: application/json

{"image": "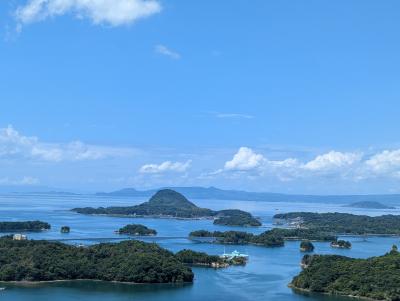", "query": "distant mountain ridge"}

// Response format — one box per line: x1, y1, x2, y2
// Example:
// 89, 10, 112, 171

96, 187, 400, 205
